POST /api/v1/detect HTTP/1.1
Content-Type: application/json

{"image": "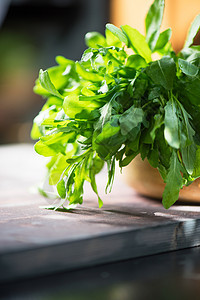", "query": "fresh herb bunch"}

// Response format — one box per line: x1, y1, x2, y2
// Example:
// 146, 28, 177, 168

32, 0, 200, 209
